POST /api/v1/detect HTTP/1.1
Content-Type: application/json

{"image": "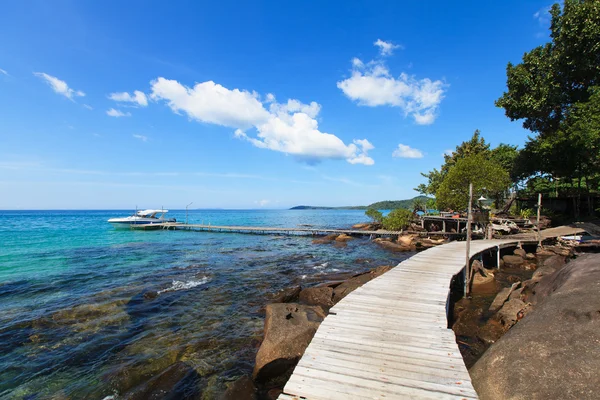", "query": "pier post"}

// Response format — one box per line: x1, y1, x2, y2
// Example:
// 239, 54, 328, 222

465, 182, 473, 296
537, 193, 542, 247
